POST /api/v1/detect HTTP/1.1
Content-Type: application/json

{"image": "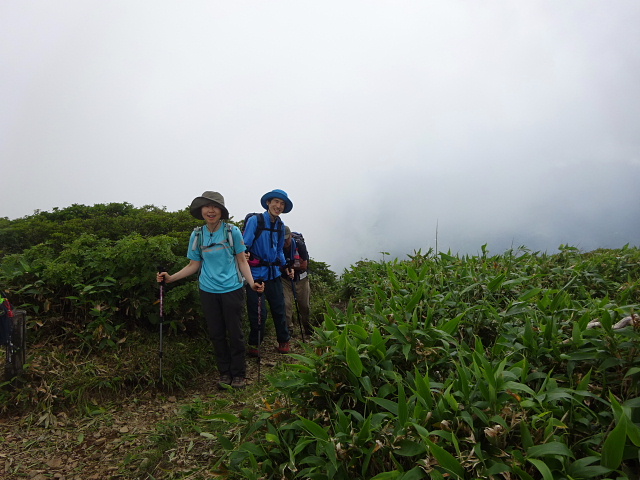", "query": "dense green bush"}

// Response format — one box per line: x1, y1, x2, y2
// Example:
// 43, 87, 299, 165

213, 245, 640, 479
0, 202, 202, 257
